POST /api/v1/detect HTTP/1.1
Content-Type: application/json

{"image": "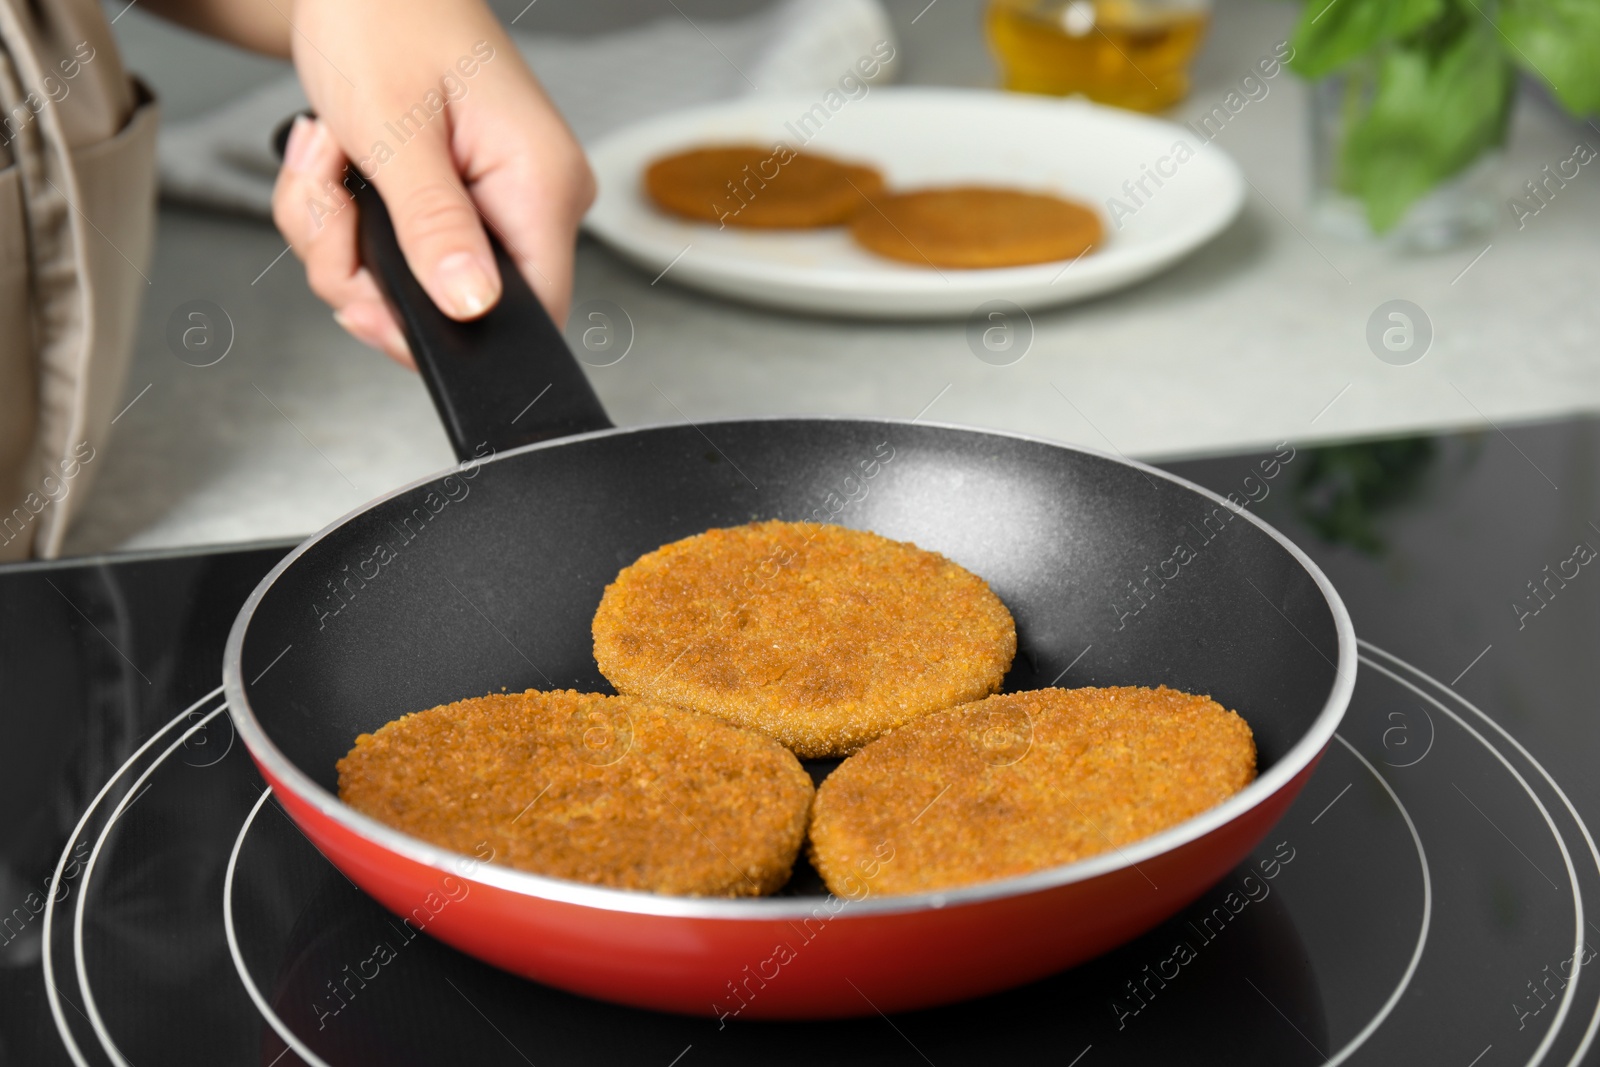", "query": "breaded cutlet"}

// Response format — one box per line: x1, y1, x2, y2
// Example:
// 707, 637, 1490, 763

337, 689, 814, 897
850, 186, 1102, 268
645, 145, 885, 227
808, 686, 1256, 895
591, 520, 1017, 757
